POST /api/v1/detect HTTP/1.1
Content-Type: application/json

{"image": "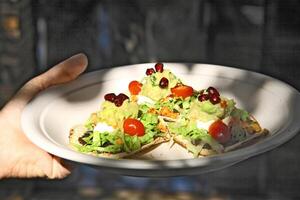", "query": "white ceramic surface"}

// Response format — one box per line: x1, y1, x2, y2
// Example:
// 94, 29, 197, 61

21, 63, 300, 177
